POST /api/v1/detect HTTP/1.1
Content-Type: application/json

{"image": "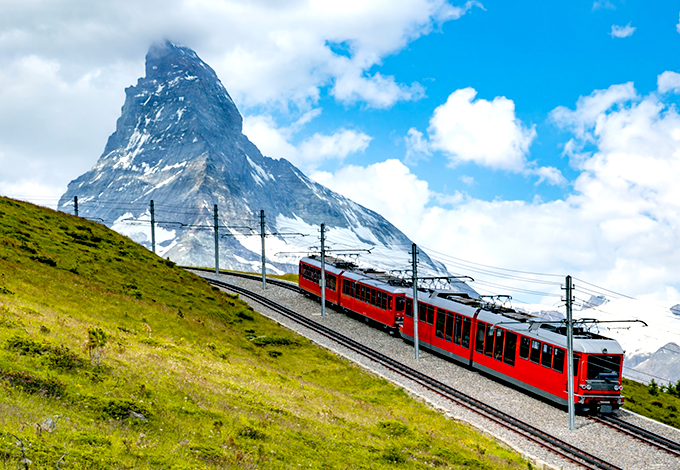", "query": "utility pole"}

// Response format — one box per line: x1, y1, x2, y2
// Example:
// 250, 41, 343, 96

149, 200, 156, 254
74, 196, 78, 217
565, 275, 575, 430
261, 210, 266, 290
320, 223, 326, 317
411, 243, 419, 359
213, 204, 219, 275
